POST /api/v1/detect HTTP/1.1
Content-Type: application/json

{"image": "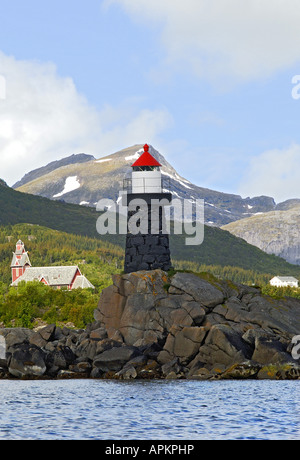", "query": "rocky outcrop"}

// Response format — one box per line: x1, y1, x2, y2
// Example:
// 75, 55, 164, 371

0, 270, 300, 380
94, 270, 300, 379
